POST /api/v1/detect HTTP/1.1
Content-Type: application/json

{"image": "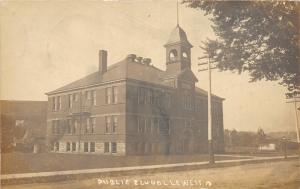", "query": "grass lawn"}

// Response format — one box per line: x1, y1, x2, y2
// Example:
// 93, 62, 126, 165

2, 152, 248, 174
